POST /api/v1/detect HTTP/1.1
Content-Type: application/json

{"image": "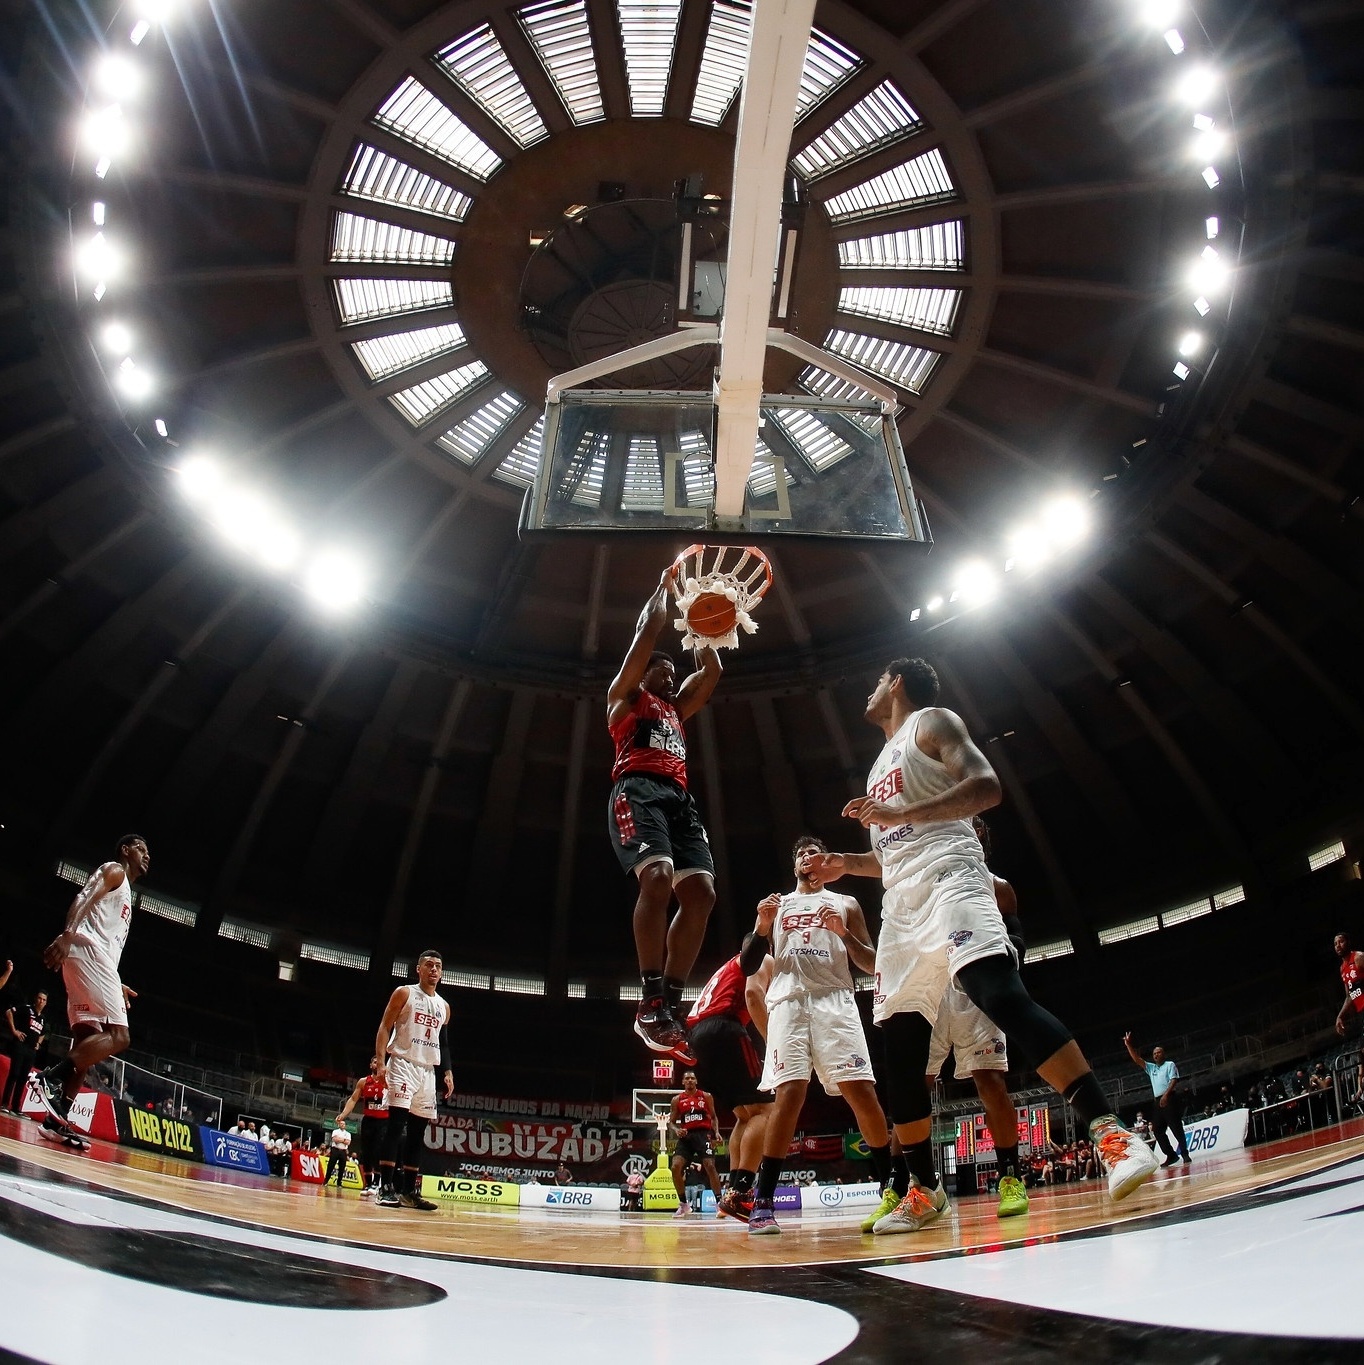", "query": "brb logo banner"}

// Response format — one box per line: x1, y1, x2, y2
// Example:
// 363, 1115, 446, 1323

201, 1128, 271, 1175
1182, 1108, 1249, 1156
